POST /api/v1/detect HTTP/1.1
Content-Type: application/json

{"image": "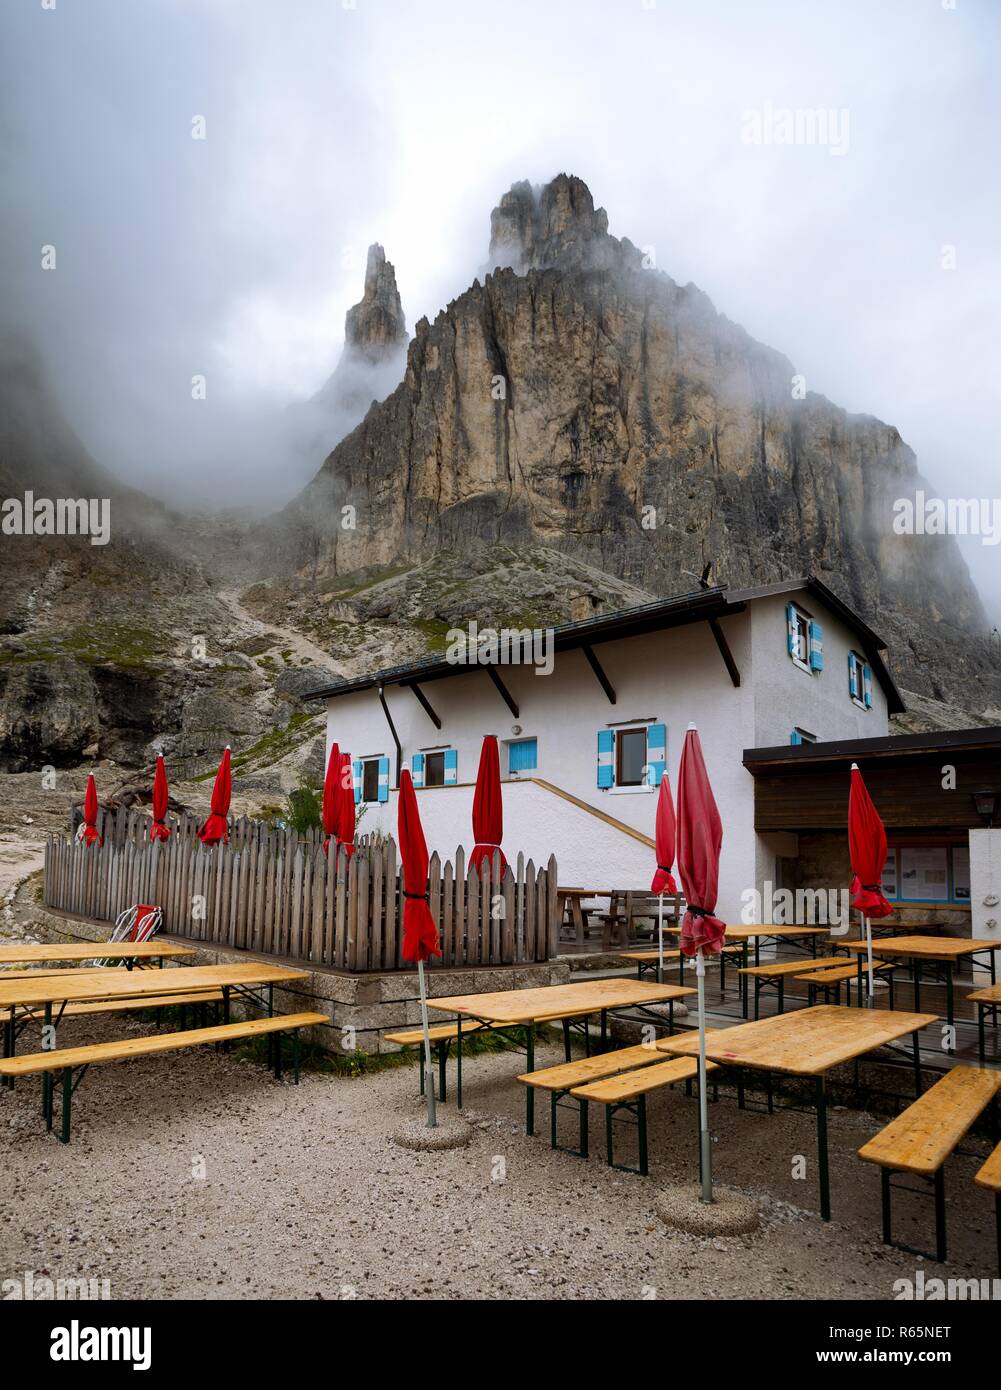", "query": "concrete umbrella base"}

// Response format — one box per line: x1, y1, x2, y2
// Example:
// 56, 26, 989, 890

655, 1183, 760, 1236
390, 1113, 473, 1152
